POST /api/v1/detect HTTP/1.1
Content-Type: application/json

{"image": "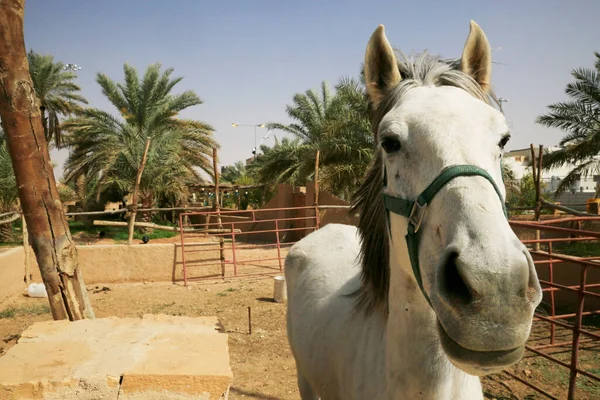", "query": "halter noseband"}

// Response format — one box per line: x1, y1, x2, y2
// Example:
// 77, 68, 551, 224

383, 164, 507, 307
